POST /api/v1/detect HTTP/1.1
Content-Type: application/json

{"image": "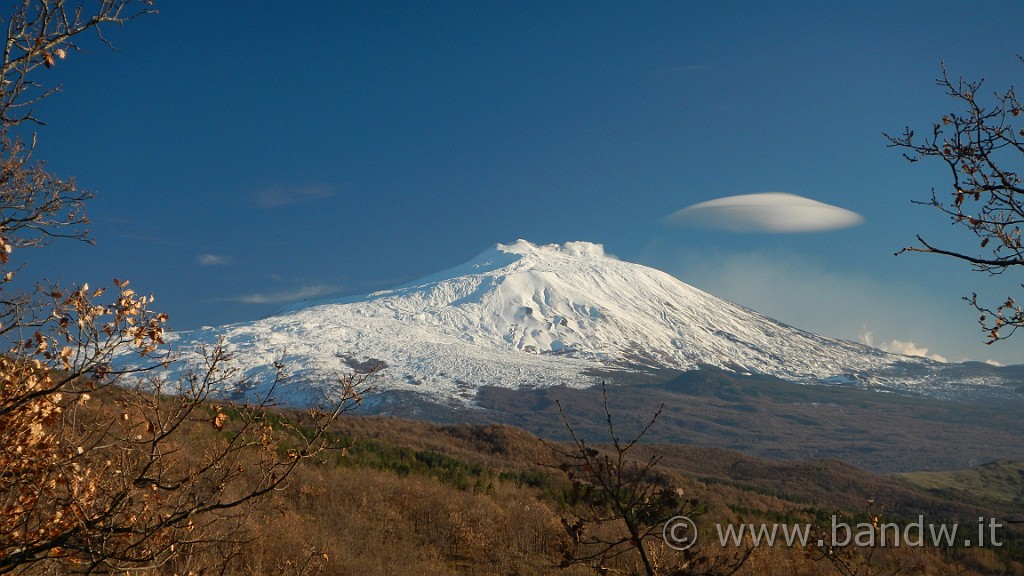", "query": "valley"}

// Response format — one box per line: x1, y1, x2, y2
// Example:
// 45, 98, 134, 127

356, 366, 1024, 473
132, 239, 1024, 573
